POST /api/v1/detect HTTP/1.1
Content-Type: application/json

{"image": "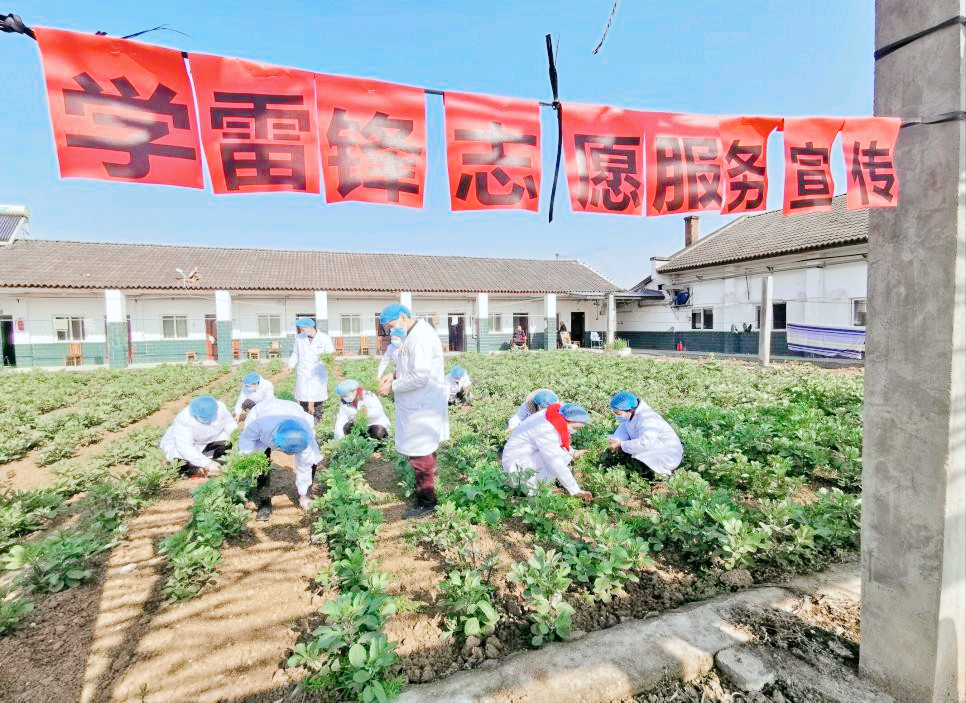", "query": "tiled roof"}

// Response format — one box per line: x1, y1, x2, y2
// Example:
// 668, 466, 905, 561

0, 215, 24, 242
658, 195, 868, 273
0, 239, 622, 294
